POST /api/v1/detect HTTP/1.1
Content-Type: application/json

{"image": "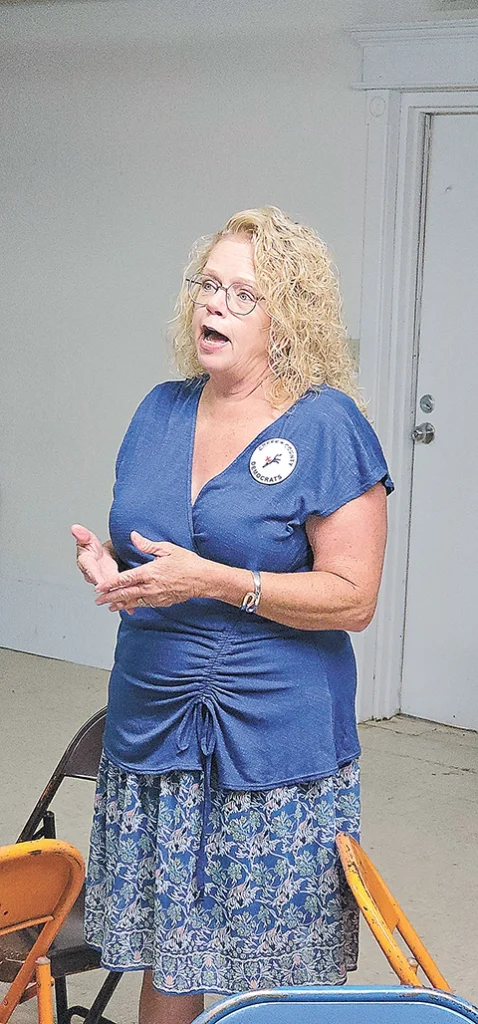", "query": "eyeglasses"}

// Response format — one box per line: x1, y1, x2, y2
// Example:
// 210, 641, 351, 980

186, 275, 261, 316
